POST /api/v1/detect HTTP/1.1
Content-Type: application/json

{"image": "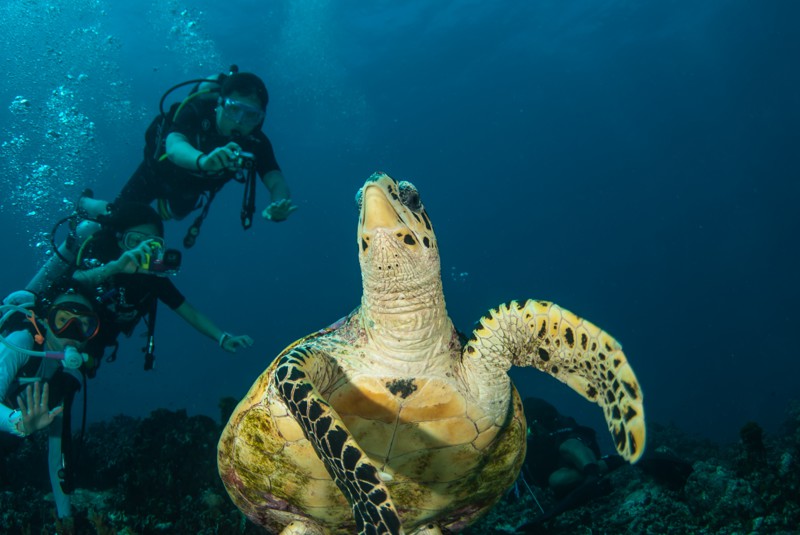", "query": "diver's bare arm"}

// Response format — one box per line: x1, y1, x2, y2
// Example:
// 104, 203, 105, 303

165, 132, 205, 170
261, 169, 291, 202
